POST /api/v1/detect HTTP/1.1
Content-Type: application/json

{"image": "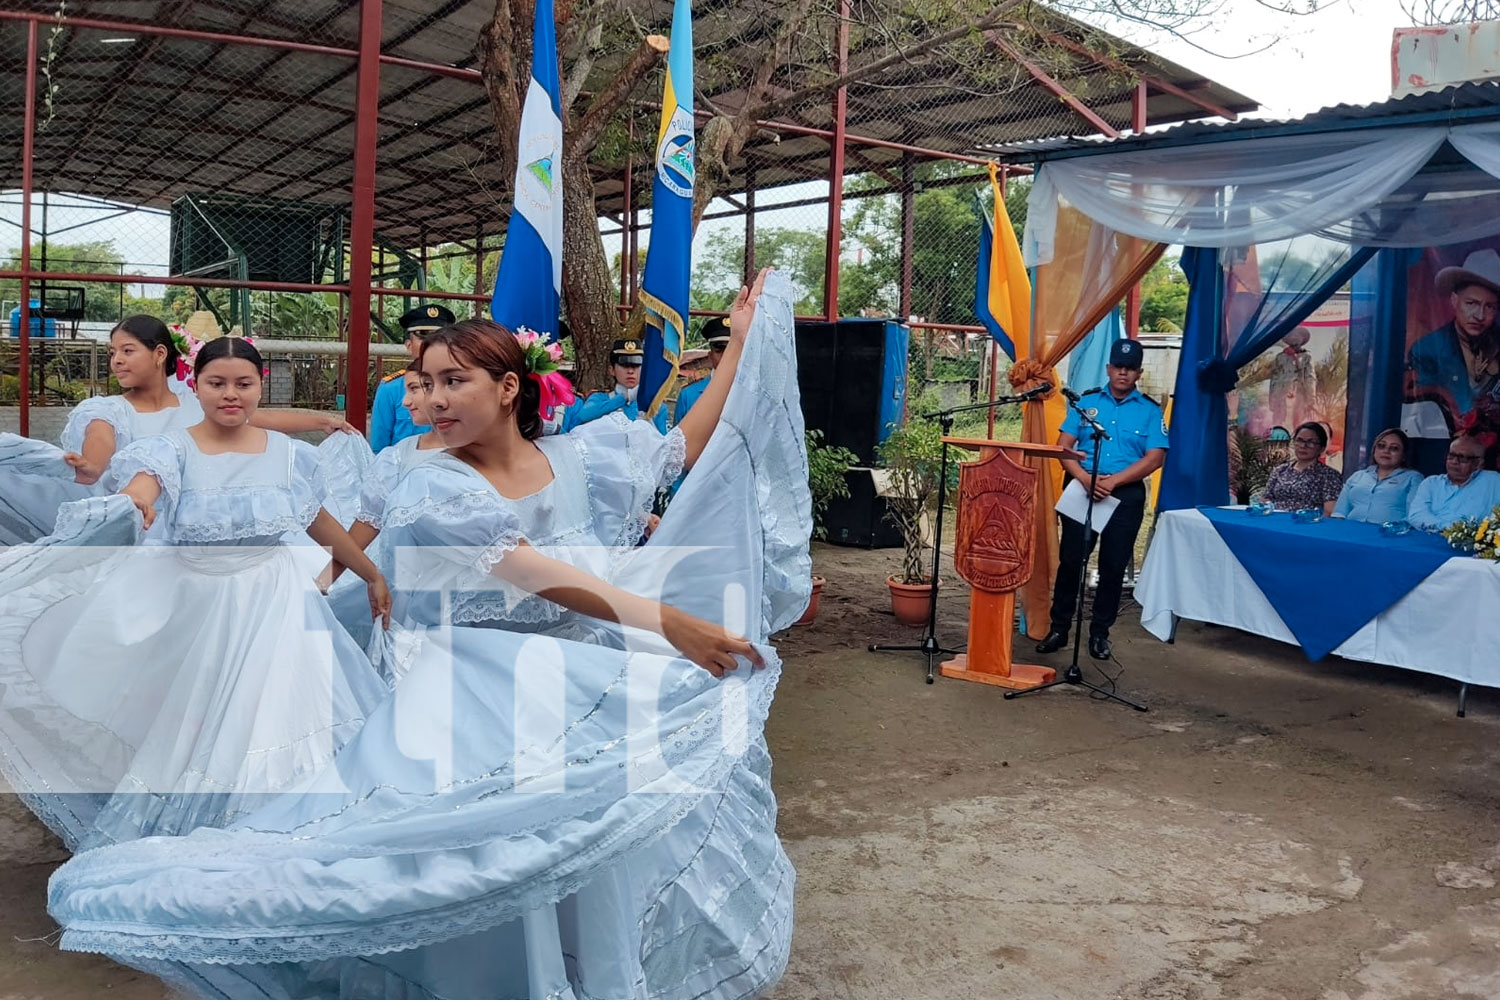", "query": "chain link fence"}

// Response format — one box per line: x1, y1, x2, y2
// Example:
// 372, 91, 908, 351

3, 0, 1210, 435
